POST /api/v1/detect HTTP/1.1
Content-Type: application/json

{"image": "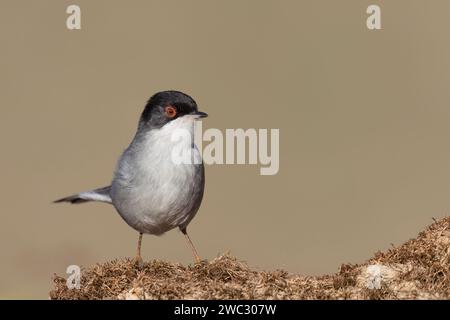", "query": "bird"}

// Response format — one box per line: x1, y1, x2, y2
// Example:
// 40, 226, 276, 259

54, 90, 208, 266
